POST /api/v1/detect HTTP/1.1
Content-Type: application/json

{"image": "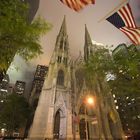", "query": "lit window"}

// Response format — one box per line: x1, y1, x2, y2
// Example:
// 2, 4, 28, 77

114, 100, 117, 103
113, 94, 115, 98
126, 96, 129, 99
0, 89, 8, 92
0, 100, 4, 103
119, 70, 123, 73
116, 106, 119, 109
